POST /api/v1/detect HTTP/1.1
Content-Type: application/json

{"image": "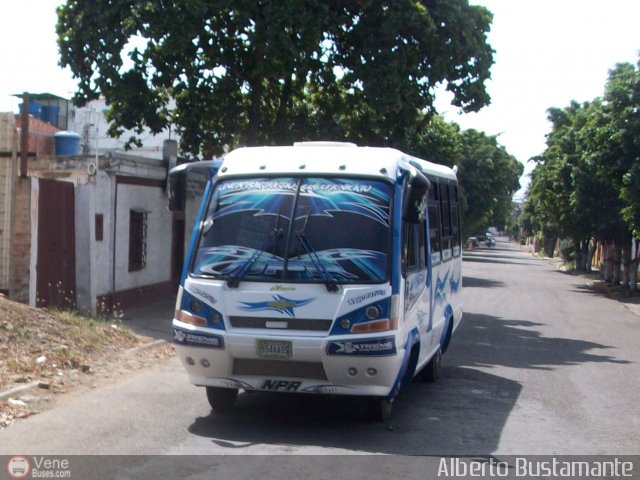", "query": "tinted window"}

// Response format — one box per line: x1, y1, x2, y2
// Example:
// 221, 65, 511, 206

427, 182, 441, 263
451, 185, 461, 251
